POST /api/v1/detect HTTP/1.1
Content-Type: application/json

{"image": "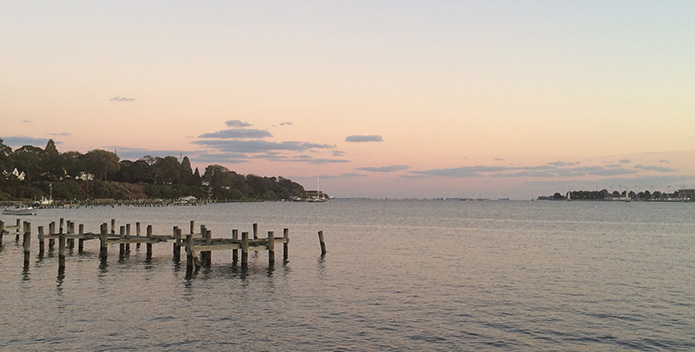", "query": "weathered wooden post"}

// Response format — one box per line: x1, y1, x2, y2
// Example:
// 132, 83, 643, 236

267, 231, 275, 266
23, 221, 31, 268
1, 220, 5, 246
78, 224, 85, 253
318, 231, 326, 256
15, 219, 21, 241
189, 220, 195, 237
146, 225, 153, 260
186, 234, 194, 274
67, 221, 75, 249
111, 219, 116, 235
204, 229, 212, 267
253, 223, 258, 240
38, 225, 45, 257
58, 225, 66, 270
119, 226, 126, 257
241, 232, 249, 268
283, 228, 289, 261
99, 223, 108, 261
232, 229, 239, 264
199, 225, 207, 265
49, 222, 56, 250
136, 222, 141, 250
59, 218, 64, 237
173, 226, 181, 262
125, 223, 131, 253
